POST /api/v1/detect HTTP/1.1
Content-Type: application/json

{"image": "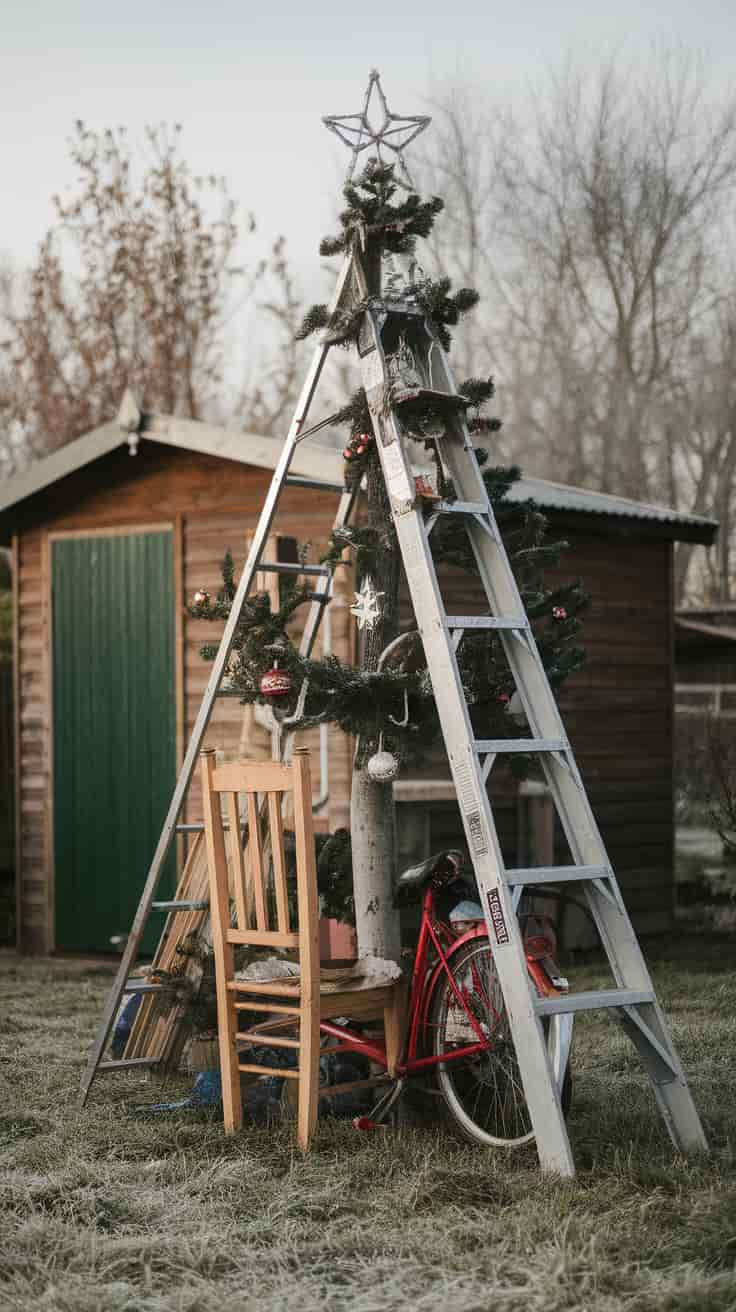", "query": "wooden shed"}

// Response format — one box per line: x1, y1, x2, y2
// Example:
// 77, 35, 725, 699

0, 406, 716, 953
